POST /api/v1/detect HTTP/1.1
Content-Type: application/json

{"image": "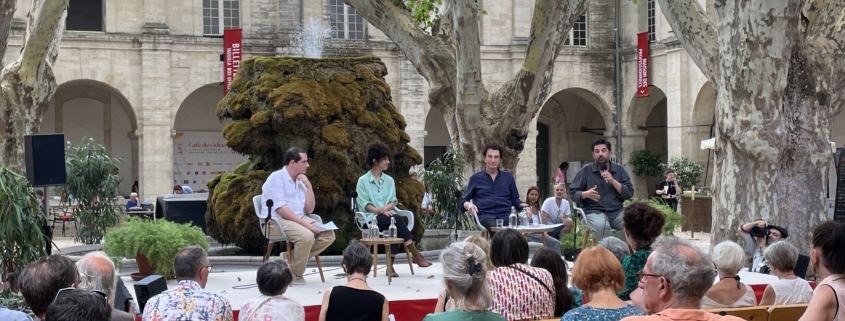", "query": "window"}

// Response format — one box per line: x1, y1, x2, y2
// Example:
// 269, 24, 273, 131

203, 0, 240, 35
647, 0, 656, 42
329, 0, 365, 40
564, 15, 587, 47
66, 0, 103, 31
